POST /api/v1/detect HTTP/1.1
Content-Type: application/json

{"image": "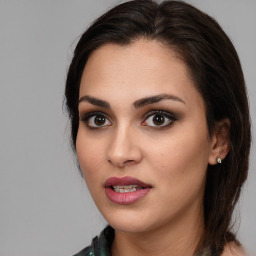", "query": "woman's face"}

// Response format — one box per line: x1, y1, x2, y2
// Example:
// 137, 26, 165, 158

76, 39, 217, 233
